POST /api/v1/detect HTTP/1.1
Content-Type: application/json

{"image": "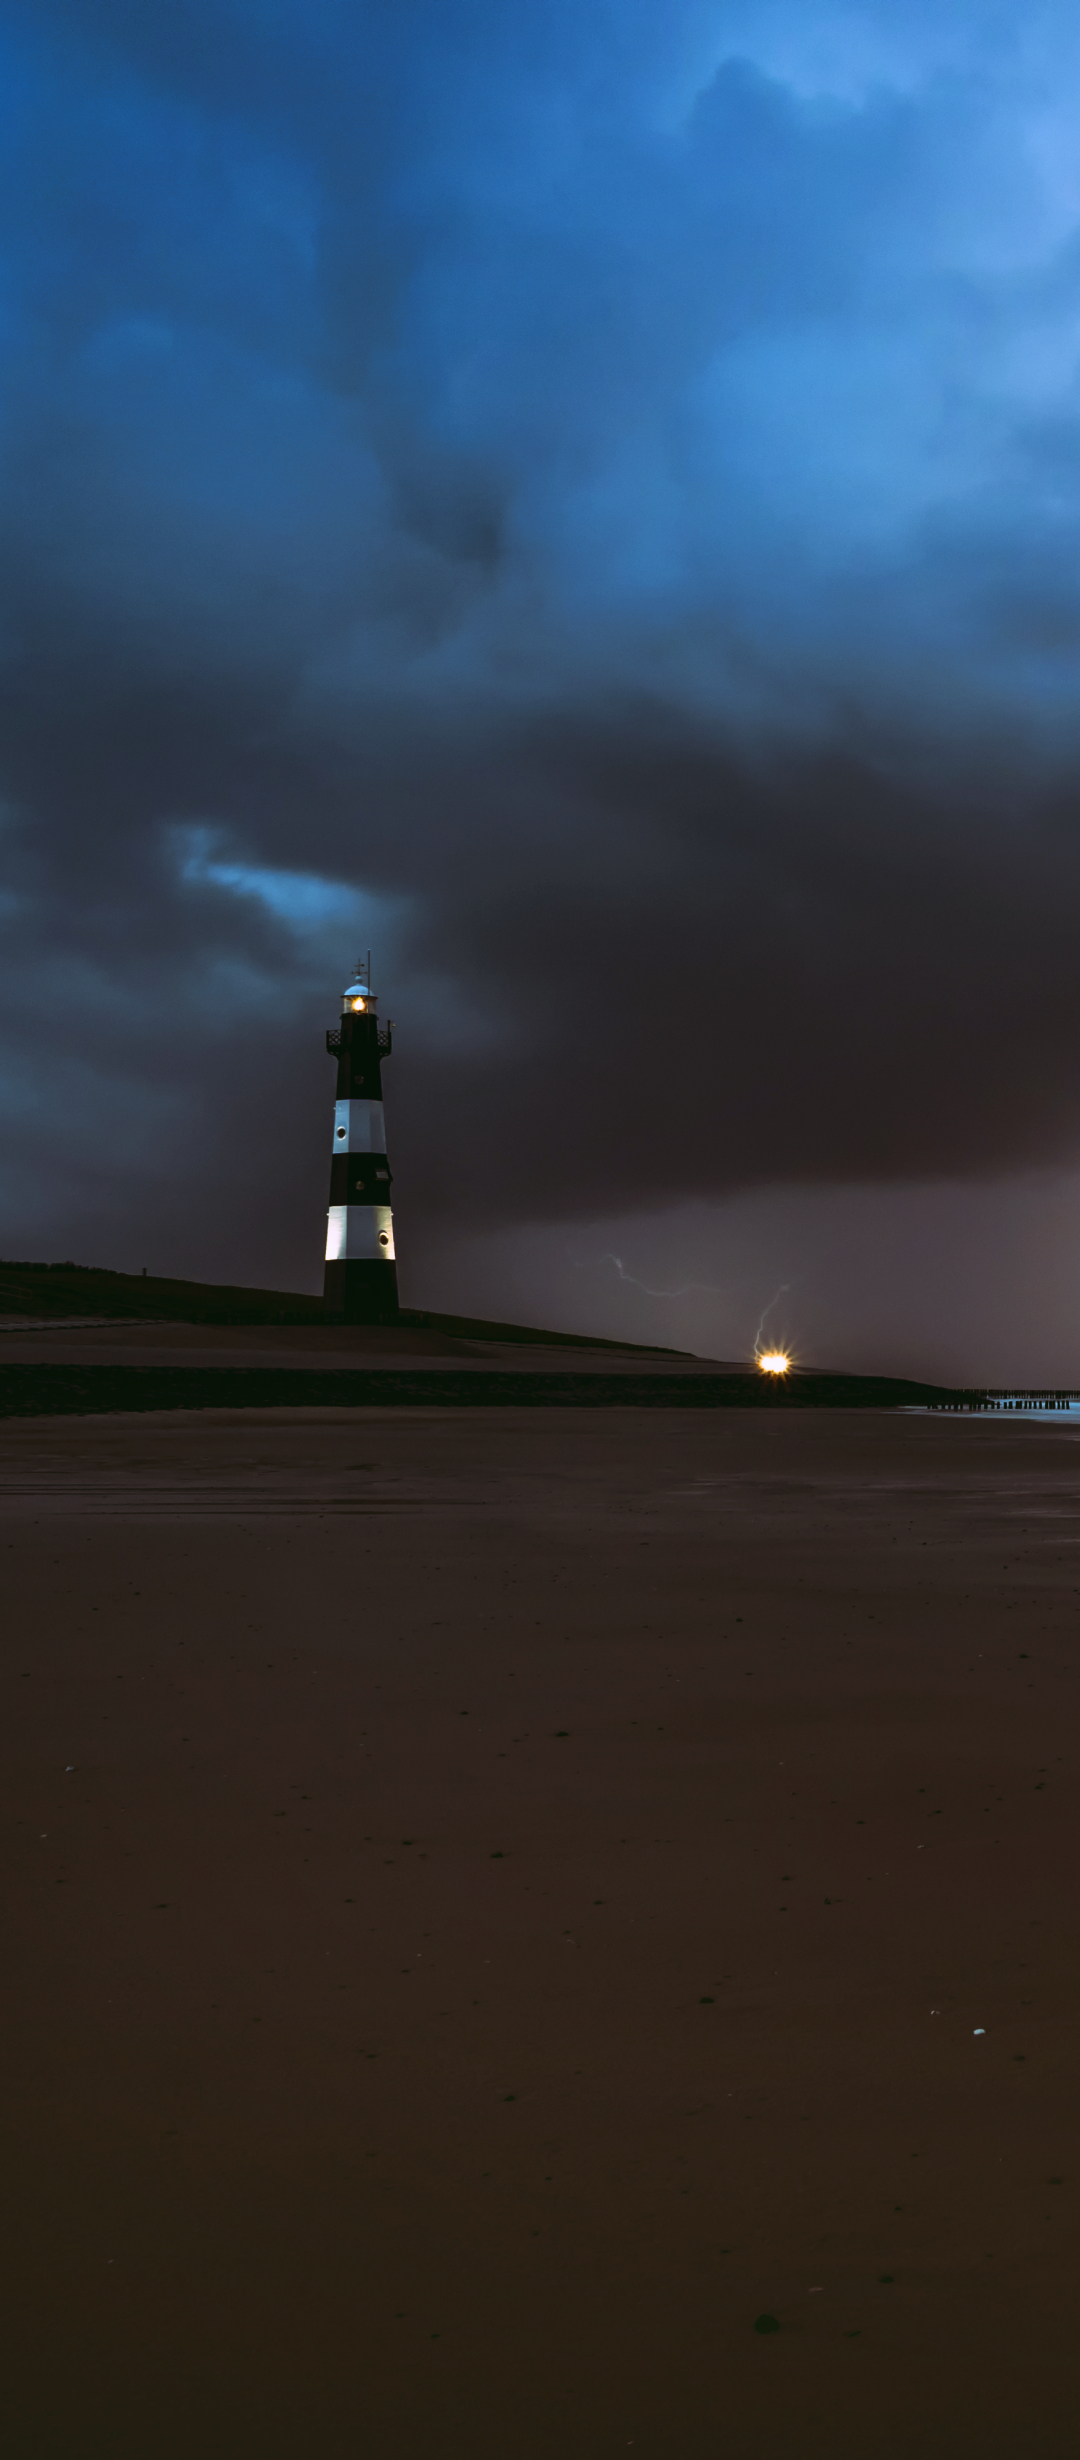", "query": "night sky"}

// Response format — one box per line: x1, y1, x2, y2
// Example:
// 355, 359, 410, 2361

5, 1, 1080, 1378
